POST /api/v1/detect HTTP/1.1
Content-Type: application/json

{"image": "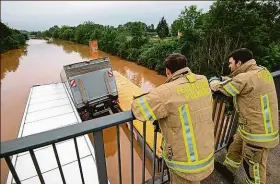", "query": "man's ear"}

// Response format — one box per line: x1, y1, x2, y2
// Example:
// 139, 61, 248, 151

237, 60, 242, 67
166, 68, 172, 77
